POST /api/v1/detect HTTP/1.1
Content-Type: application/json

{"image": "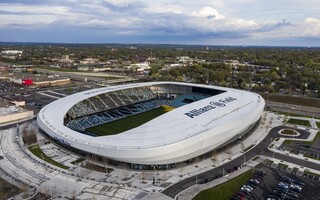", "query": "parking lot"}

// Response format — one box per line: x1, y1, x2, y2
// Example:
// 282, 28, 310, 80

280, 136, 320, 161
231, 162, 320, 200
0, 79, 97, 115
